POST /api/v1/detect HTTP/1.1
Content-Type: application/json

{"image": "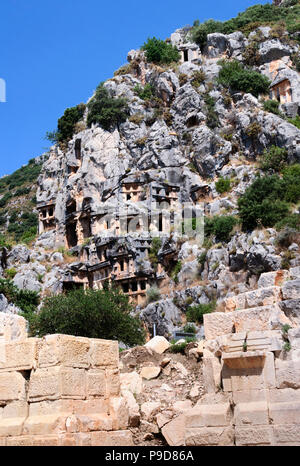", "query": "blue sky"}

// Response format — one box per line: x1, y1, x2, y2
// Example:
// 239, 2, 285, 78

0, 0, 269, 177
